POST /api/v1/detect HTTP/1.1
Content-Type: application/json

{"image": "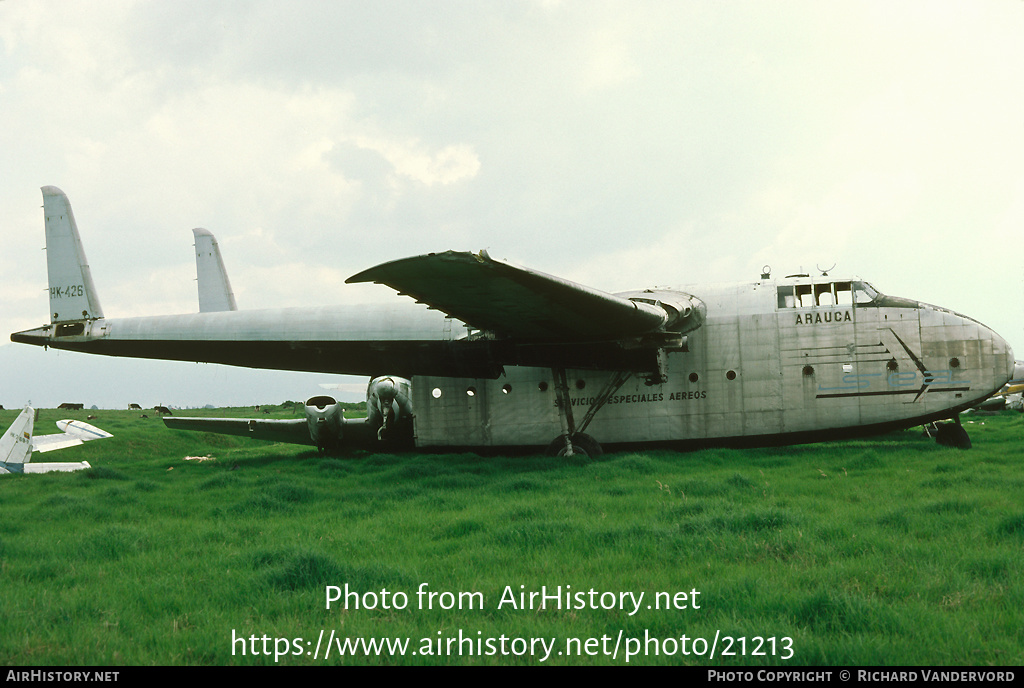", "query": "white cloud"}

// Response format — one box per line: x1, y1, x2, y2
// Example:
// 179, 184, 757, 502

356, 136, 481, 186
